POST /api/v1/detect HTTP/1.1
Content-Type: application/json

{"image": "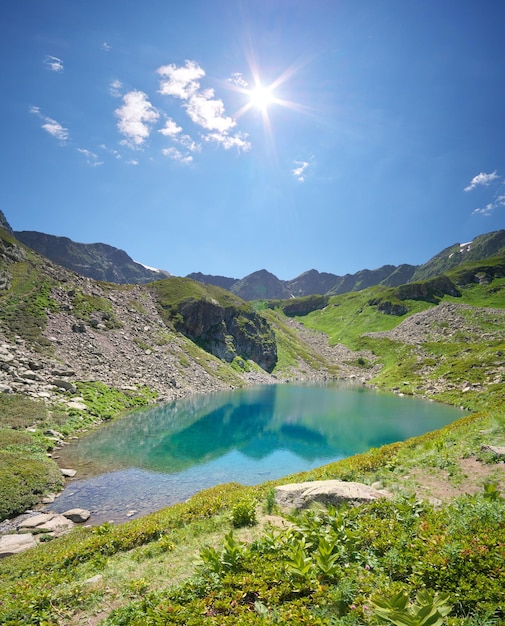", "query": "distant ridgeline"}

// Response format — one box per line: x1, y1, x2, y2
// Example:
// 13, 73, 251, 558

187, 230, 505, 300
2, 211, 504, 299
